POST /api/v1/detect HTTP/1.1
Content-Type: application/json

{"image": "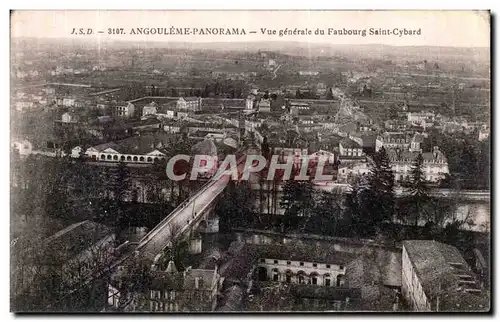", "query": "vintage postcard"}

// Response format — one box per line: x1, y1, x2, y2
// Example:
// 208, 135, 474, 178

10, 10, 490, 313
